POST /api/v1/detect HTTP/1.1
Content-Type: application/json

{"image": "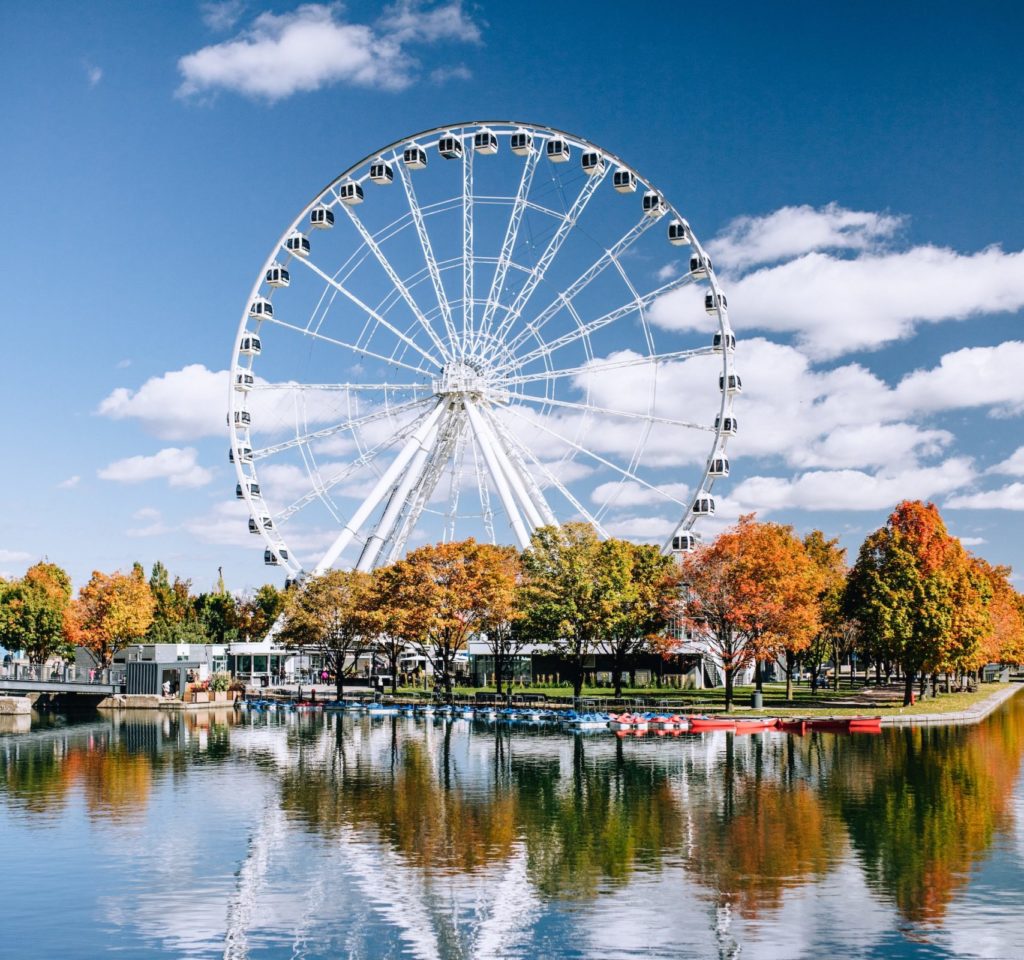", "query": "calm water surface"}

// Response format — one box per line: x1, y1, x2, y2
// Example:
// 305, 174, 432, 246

3, 696, 1024, 960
